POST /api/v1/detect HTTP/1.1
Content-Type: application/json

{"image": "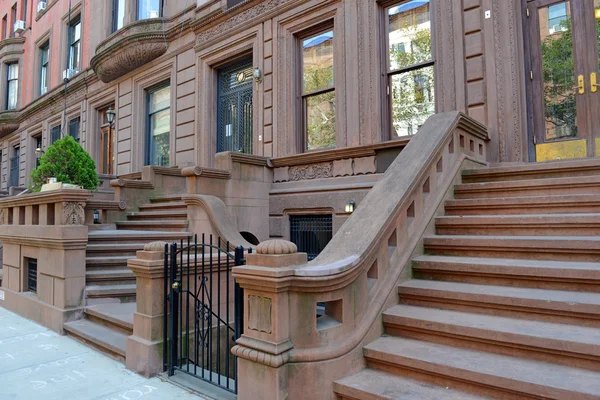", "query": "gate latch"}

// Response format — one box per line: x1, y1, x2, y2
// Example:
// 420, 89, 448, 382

171, 281, 181, 290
